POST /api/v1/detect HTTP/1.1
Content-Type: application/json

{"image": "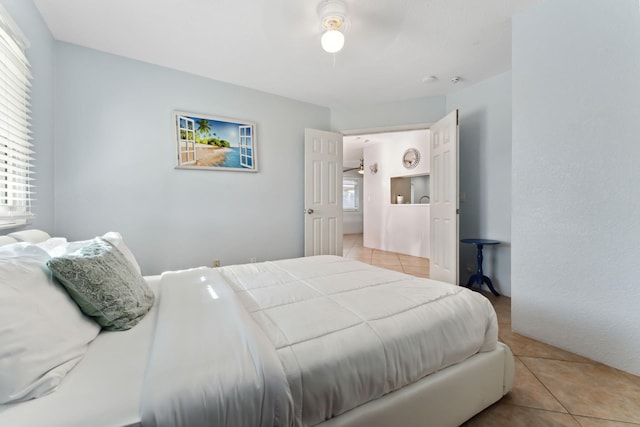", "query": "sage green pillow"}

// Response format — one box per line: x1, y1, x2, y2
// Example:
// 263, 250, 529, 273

47, 237, 154, 331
